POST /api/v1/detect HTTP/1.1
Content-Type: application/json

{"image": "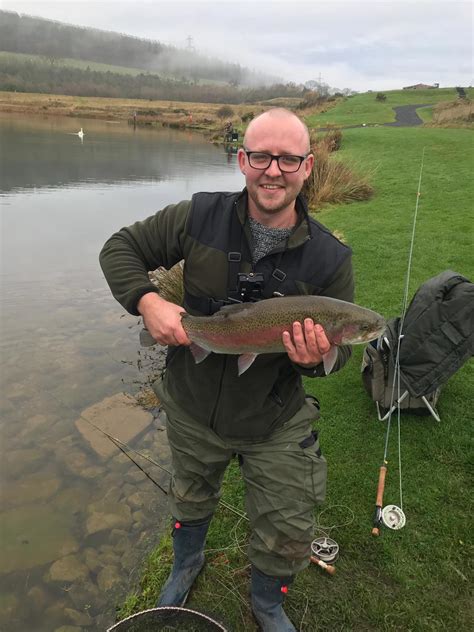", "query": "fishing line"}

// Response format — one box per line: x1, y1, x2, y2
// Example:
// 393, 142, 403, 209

372, 147, 426, 534
76, 408, 249, 520
21, 376, 247, 520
